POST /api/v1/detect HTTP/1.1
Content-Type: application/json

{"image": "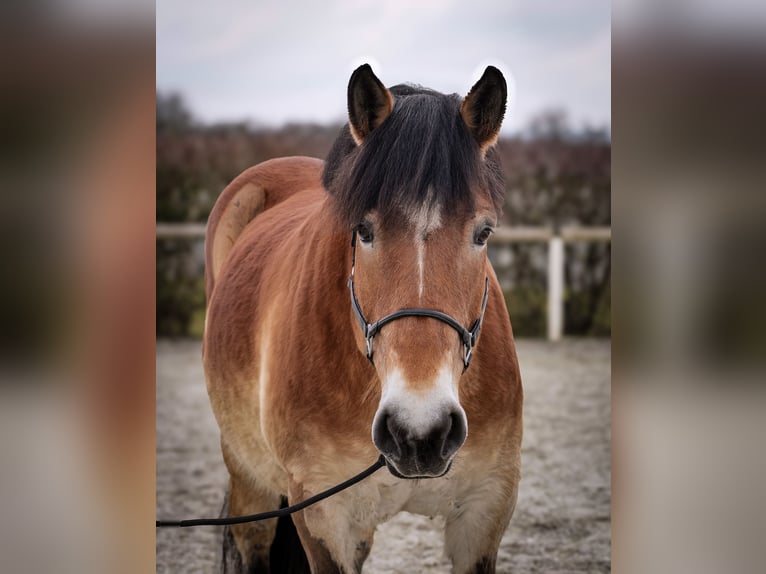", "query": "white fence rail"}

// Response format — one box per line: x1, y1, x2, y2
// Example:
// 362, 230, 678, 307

157, 223, 611, 340
156, 222, 207, 239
